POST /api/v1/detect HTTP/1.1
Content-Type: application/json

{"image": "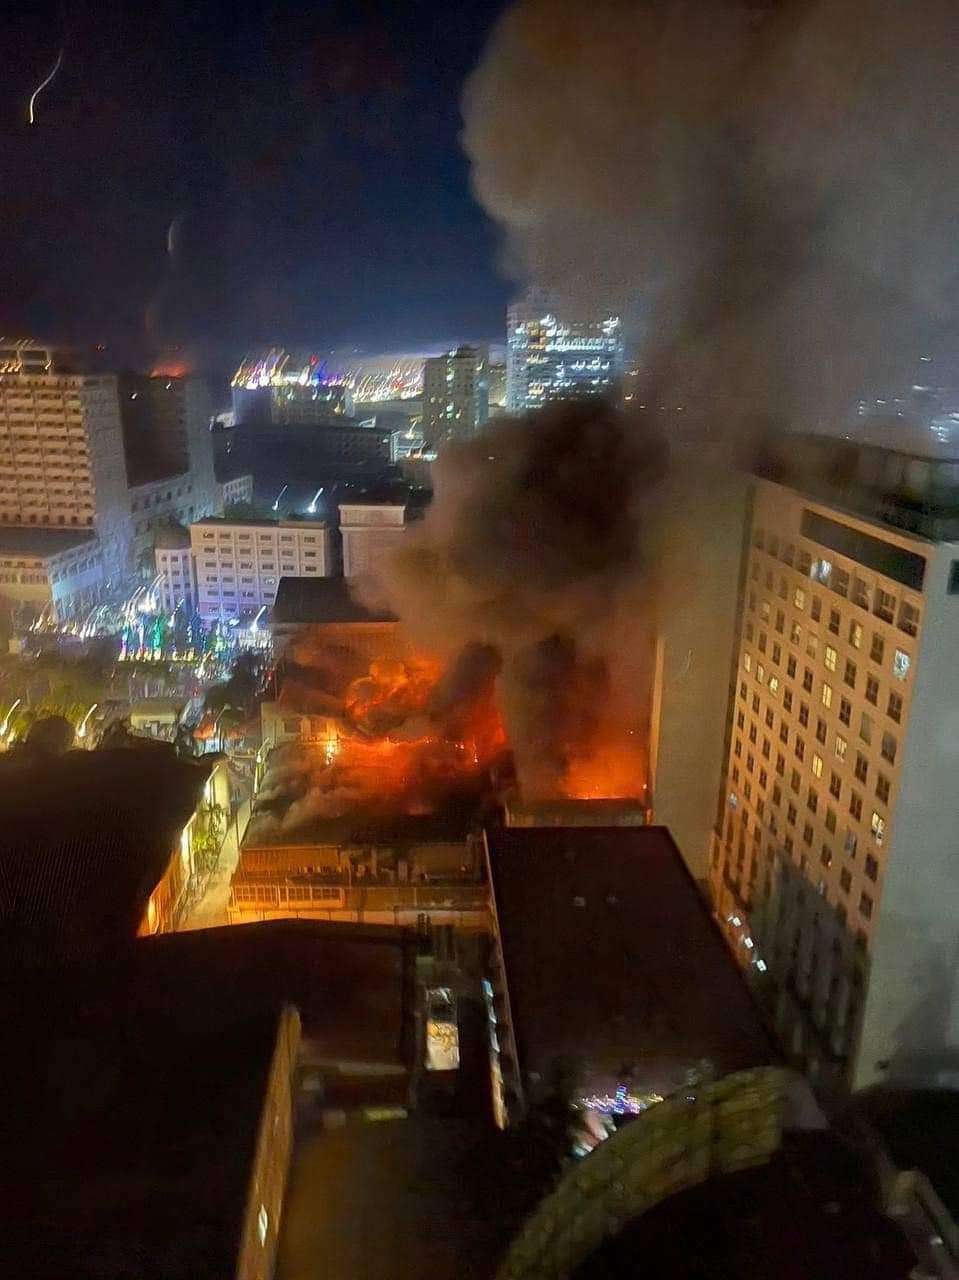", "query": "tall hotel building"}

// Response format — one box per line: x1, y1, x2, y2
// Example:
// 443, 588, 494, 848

0, 342, 131, 587
710, 433, 959, 1092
